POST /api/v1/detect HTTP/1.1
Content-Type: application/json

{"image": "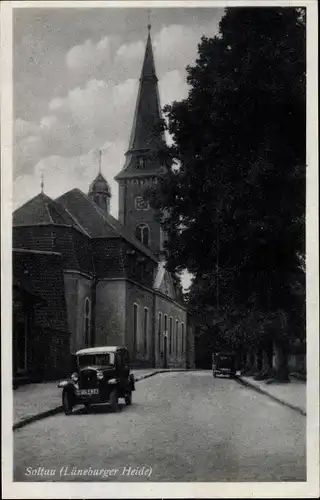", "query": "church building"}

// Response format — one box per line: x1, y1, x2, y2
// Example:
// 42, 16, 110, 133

12, 26, 195, 382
